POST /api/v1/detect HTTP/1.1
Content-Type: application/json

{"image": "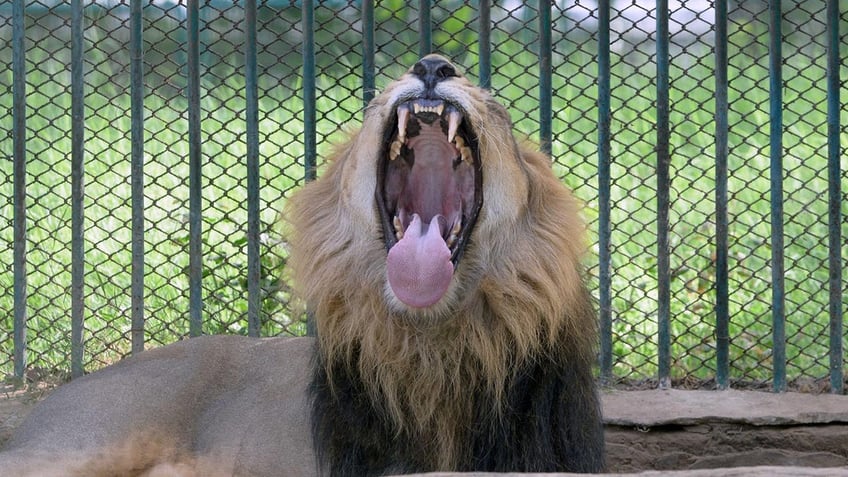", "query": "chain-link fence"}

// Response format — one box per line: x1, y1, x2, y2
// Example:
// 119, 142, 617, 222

1, 1, 846, 392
